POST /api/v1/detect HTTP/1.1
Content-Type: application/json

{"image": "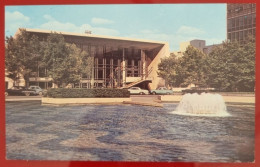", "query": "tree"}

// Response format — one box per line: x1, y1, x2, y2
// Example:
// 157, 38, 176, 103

41, 32, 93, 87
207, 39, 255, 92
5, 29, 41, 86
157, 54, 180, 87
178, 46, 209, 87
158, 46, 209, 88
